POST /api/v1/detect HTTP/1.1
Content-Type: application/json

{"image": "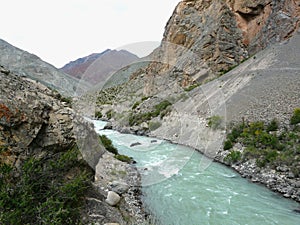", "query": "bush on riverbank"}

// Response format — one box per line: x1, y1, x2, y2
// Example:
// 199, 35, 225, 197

99, 135, 133, 163
224, 113, 300, 176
